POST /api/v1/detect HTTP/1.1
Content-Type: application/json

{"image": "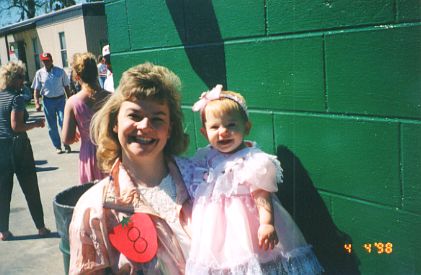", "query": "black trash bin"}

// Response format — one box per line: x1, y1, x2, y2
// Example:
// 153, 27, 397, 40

53, 183, 94, 275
